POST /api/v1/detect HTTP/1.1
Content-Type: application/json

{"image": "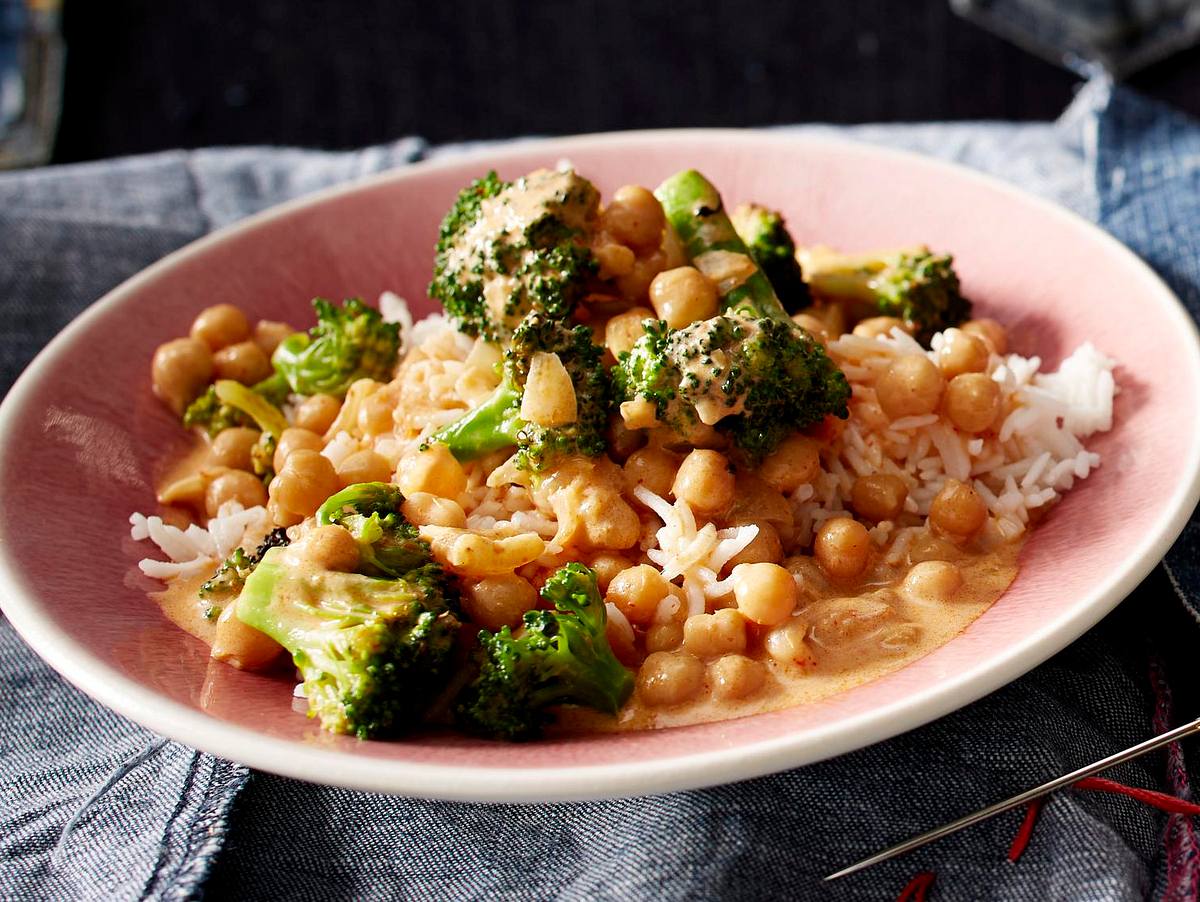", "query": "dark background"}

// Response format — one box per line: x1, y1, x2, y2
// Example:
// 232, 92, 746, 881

52, 0, 1200, 163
